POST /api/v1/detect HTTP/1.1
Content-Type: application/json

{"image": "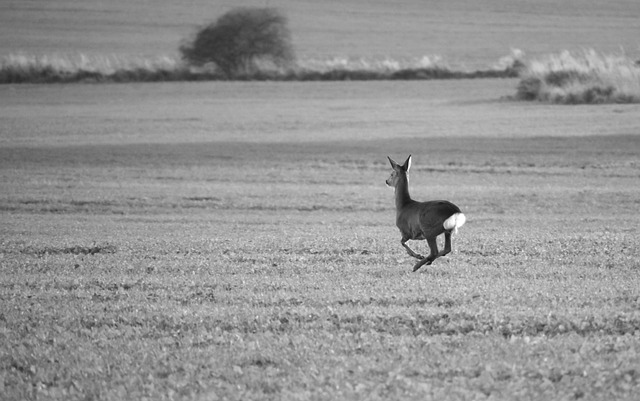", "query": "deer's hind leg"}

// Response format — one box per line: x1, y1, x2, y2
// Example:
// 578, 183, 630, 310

438, 232, 452, 257
413, 237, 439, 272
